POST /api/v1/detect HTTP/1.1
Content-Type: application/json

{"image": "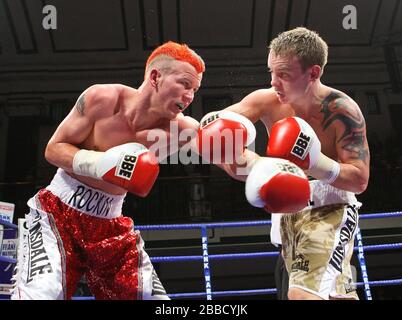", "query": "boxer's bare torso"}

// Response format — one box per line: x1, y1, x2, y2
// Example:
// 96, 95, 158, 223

227, 88, 369, 193
46, 61, 202, 195
239, 87, 367, 162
